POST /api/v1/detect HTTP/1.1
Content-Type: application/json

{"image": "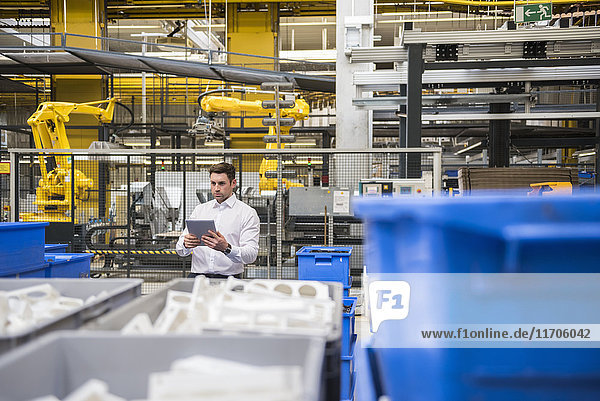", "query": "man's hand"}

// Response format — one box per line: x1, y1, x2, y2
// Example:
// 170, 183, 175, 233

183, 233, 202, 249
202, 230, 229, 252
